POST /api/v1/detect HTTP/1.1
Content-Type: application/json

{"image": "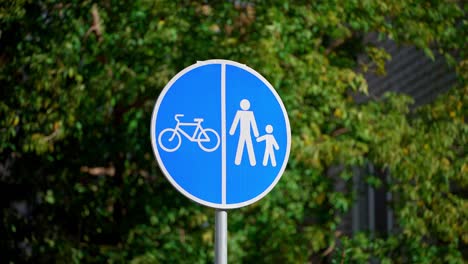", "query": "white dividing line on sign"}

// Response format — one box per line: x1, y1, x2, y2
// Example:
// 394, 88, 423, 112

221, 63, 227, 205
